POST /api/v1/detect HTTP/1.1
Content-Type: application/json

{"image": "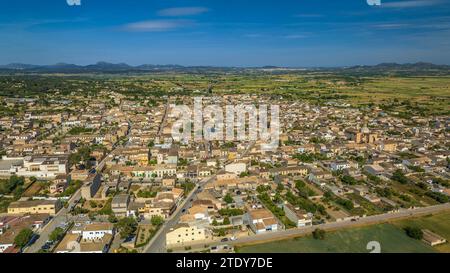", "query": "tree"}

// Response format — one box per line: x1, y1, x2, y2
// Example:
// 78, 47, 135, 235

151, 215, 164, 227
224, 193, 233, 204
276, 183, 285, 192
293, 153, 314, 163
312, 228, 326, 240
216, 228, 226, 237
115, 217, 137, 239
335, 198, 354, 211
218, 208, 244, 216
181, 182, 195, 194
223, 217, 231, 225
404, 226, 423, 240
108, 214, 118, 223
341, 175, 357, 185
137, 190, 157, 198
49, 227, 65, 242
14, 228, 34, 248
69, 145, 92, 167
392, 169, 409, 184
239, 171, 250, 178
375, 187, 393, 198
0, 175, 25, 195
89, 200, 98, 208
256, 185, 270, 193
425, 191, 449, 203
